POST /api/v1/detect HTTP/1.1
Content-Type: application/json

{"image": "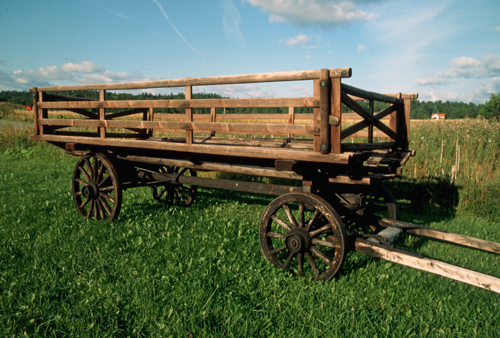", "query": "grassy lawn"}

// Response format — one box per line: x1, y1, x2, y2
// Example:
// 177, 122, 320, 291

1, 143, 499, 337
